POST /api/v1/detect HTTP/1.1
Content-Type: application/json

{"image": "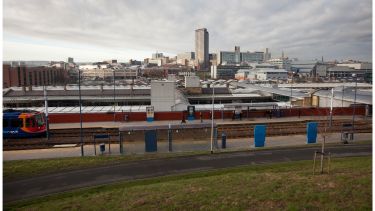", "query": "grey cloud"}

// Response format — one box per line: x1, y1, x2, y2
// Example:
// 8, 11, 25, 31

4, 0, 372, 61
